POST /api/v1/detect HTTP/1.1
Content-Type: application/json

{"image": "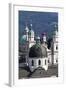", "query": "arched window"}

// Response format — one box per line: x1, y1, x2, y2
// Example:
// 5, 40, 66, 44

32, 60, 34, 66
48, 60, 50, 63
45, 60, 46, 65
56, 46, 58, 50
38, 60, 41, 65
56, 59, 58, 63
